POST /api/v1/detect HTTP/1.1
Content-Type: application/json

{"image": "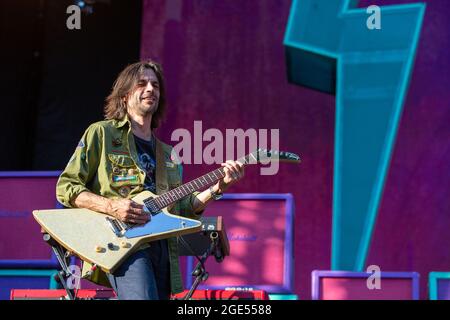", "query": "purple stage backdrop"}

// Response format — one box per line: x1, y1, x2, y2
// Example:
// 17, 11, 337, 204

140, 0, 450, 299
